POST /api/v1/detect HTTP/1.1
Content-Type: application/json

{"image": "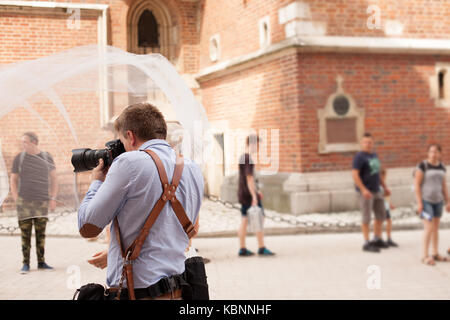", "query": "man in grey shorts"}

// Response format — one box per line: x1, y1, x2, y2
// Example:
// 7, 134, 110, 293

352, 133, 391, 253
